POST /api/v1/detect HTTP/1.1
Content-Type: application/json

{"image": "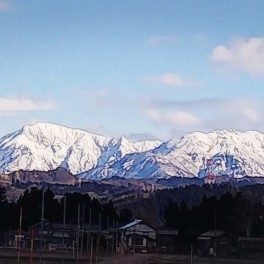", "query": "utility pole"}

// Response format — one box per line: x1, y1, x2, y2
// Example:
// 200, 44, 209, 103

76, 204, 80, 264
80, 204, 85, 259
114, 221, 117, 264
90, 236, 93, 264
112, 219, 115, 255
106, 216, 109, 255
115, 221, 119, 264
190, 243, 193, 264
40, 187, 45, 263
115, 221, 118, 255
87, 208, 92, 253
17, 206, 22, 264
96, 212, 101, 255
214, 208, 217, 258
62, 196, 66, 263
30, 227, 34, 264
